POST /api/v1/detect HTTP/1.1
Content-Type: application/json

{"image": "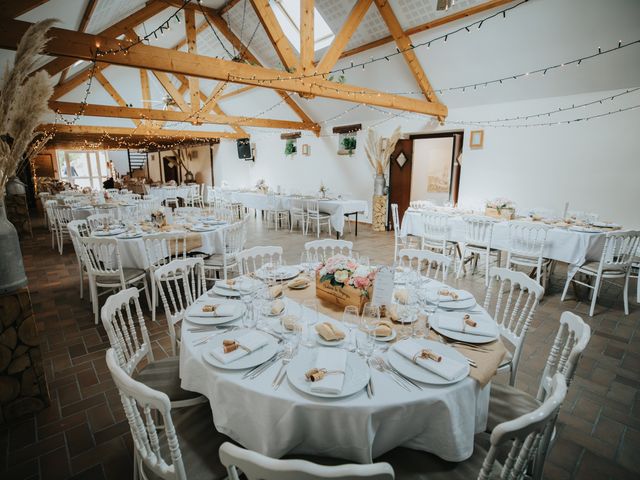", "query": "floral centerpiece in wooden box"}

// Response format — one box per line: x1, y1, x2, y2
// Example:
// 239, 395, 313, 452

485, 198, 516, 220
315, 255, 377, 313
